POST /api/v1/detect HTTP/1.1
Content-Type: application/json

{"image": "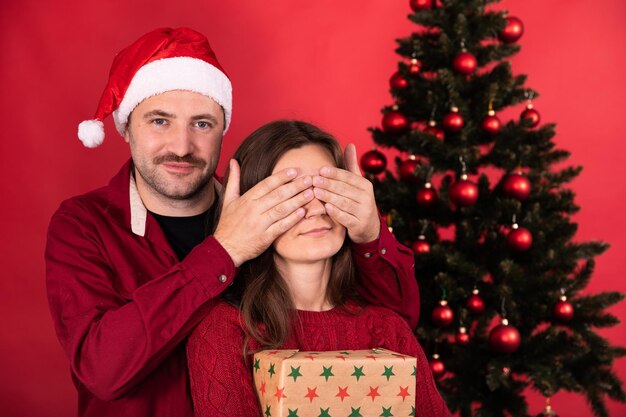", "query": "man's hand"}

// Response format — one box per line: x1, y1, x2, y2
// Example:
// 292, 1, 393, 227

312, 144, 381, 244
213, 159, 314, 267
